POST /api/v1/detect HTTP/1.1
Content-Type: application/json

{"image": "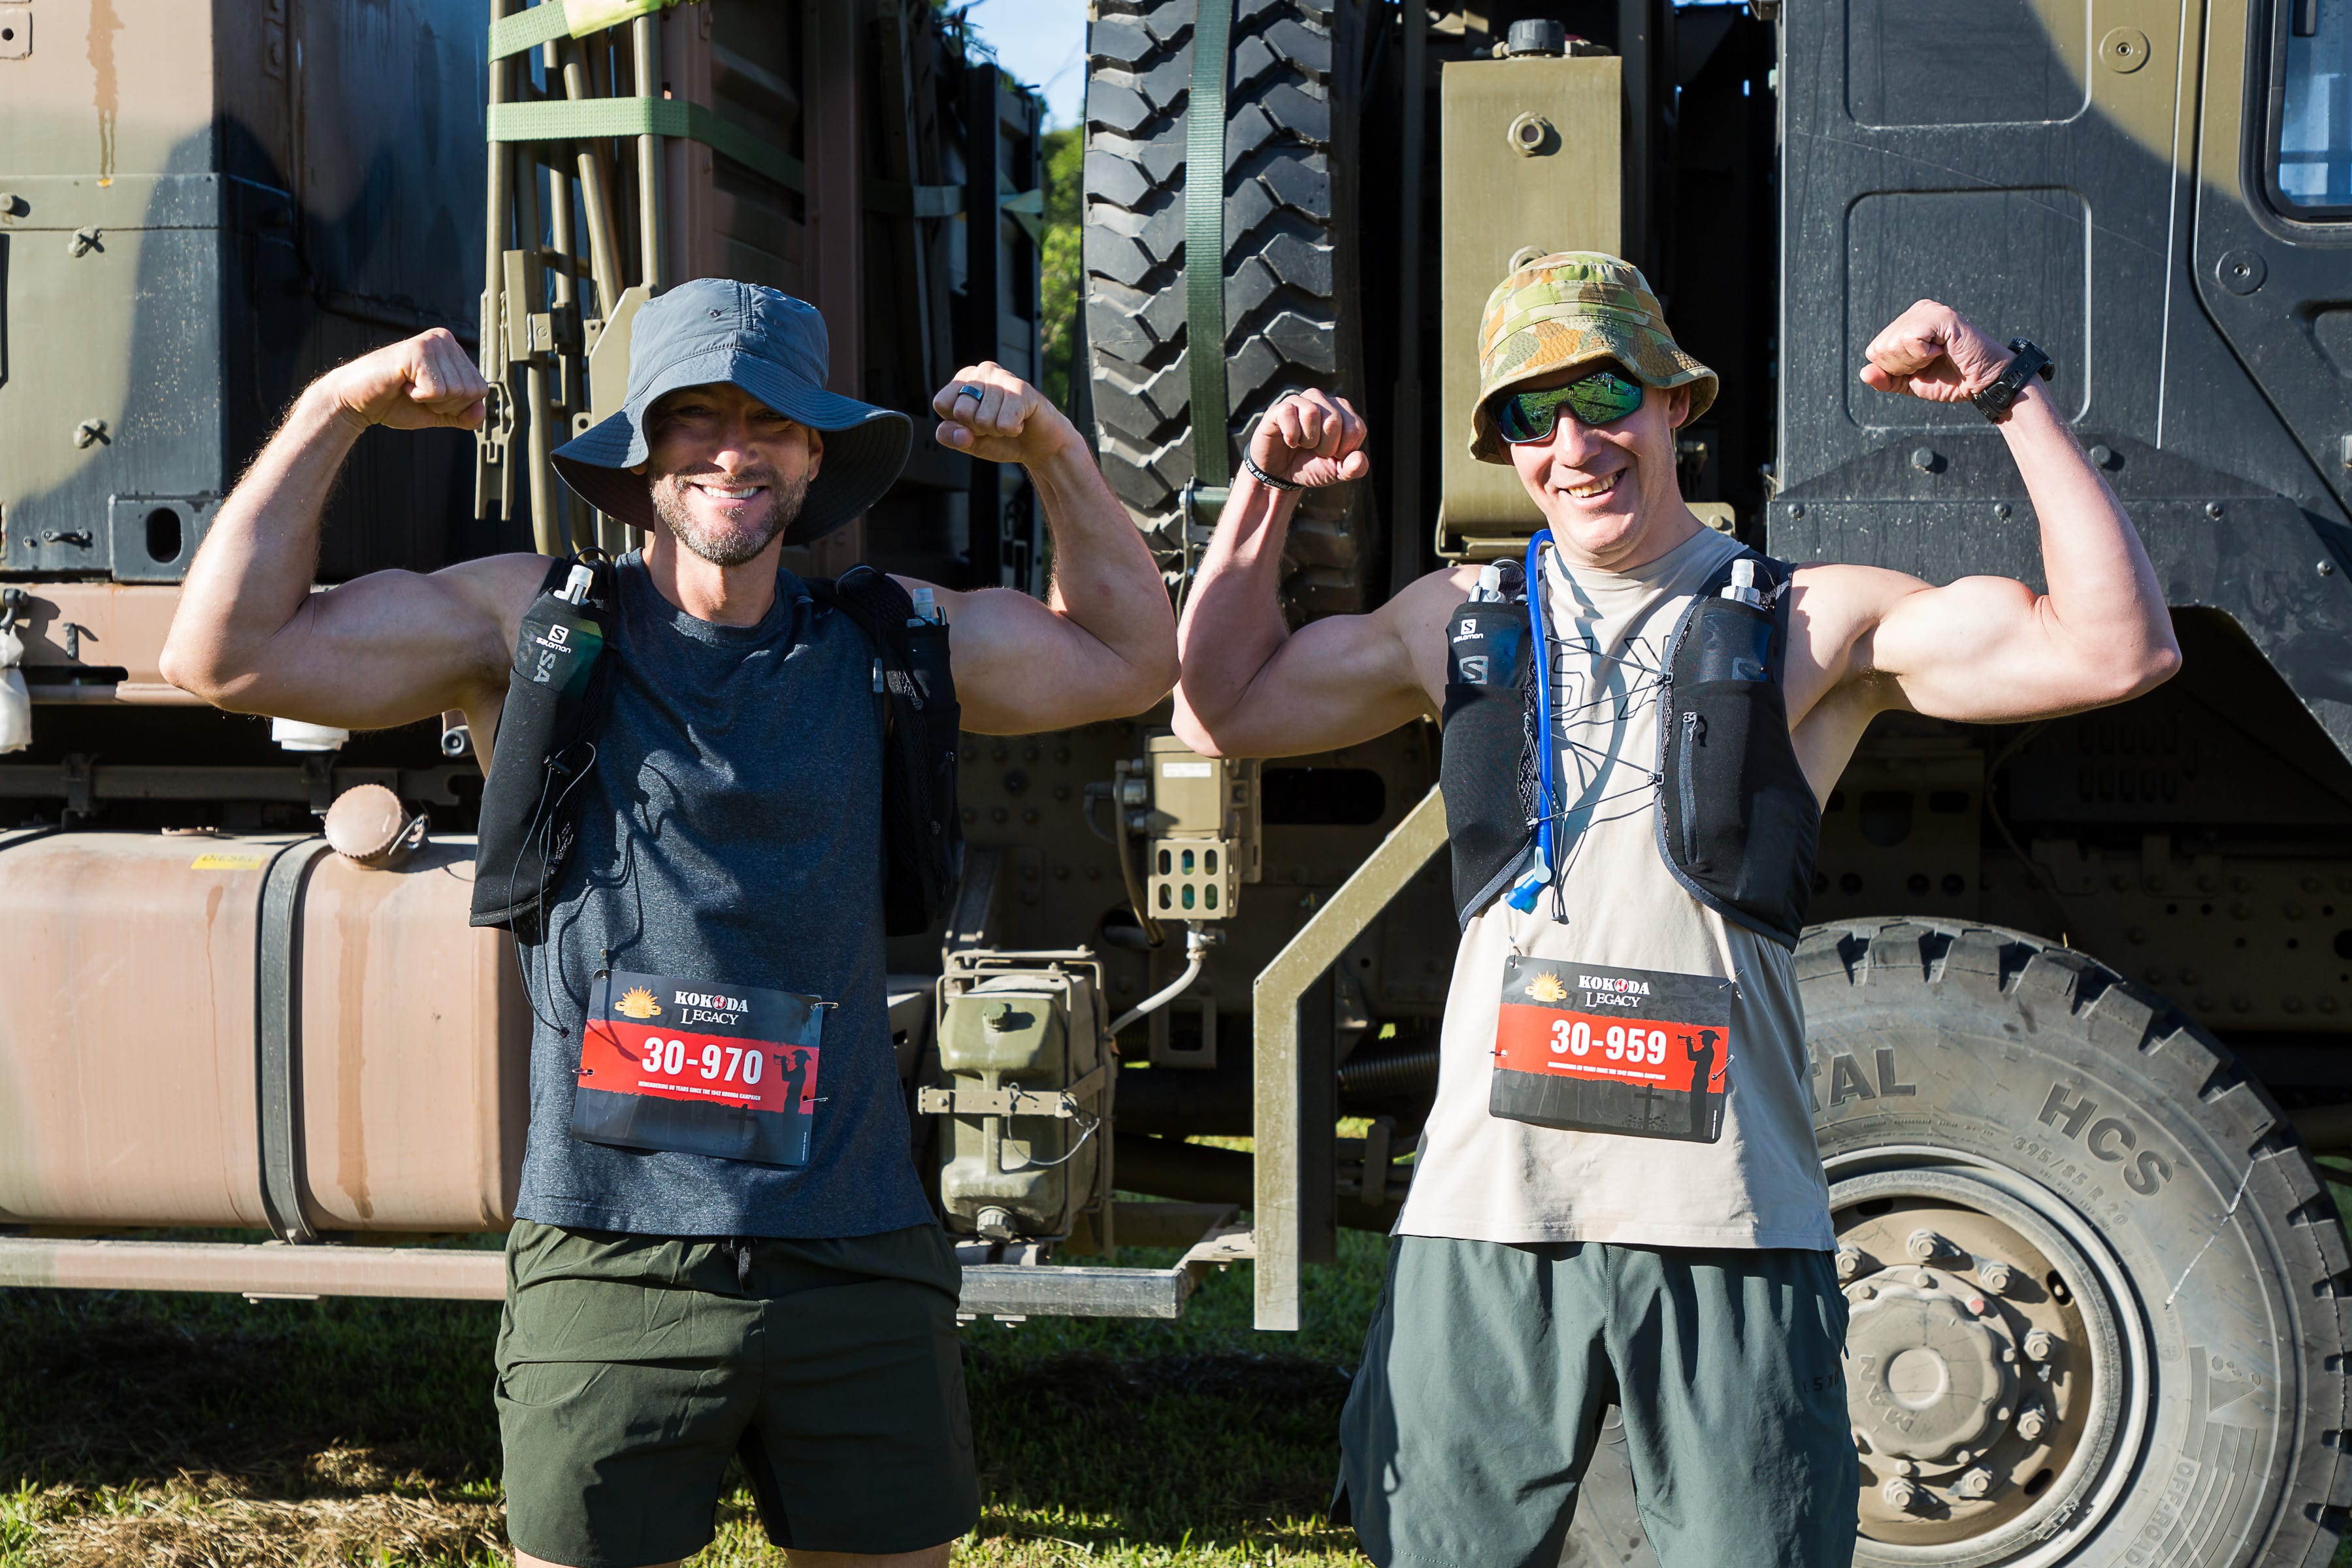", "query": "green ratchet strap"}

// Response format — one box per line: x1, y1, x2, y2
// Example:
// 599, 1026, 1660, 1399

488, 98, 808, 195
1184, 0, 1233, 491
489, 0, 679, 61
